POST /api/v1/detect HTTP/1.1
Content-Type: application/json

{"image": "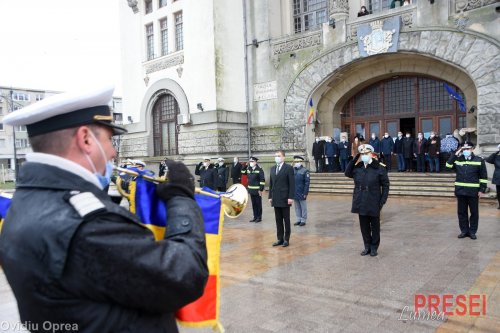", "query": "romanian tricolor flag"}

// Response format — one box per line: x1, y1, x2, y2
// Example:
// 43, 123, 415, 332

307, 98, 315, 124
128, 174, 224, 331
